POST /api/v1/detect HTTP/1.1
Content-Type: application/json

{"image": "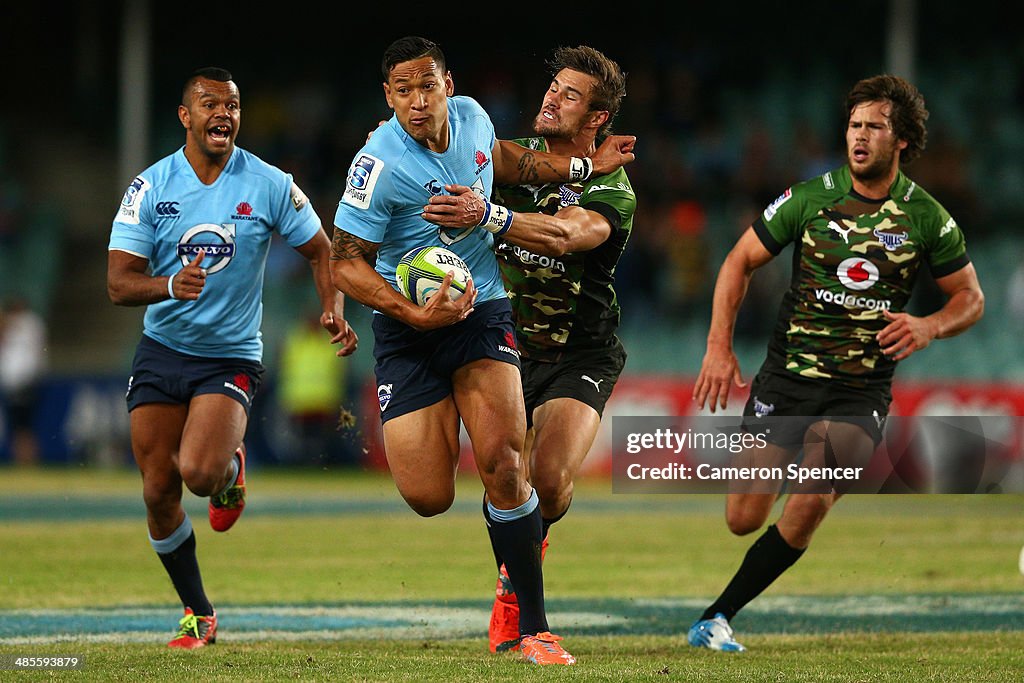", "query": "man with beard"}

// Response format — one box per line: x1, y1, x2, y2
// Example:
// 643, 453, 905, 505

687, 74, 984, 651
422, 45, 634, 654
